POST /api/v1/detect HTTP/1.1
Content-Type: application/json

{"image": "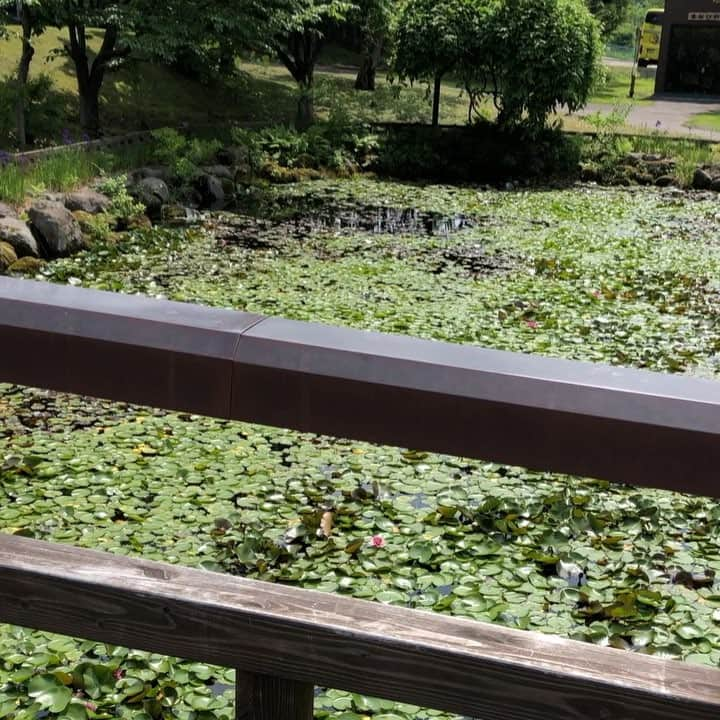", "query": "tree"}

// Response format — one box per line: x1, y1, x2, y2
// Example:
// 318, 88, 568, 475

586, 0, 630, 36
474, 0, 601, 131
352, 0, 396, 91
0, 0, 49, 148
392, 0, 482, 126
269, 0, 353, 129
